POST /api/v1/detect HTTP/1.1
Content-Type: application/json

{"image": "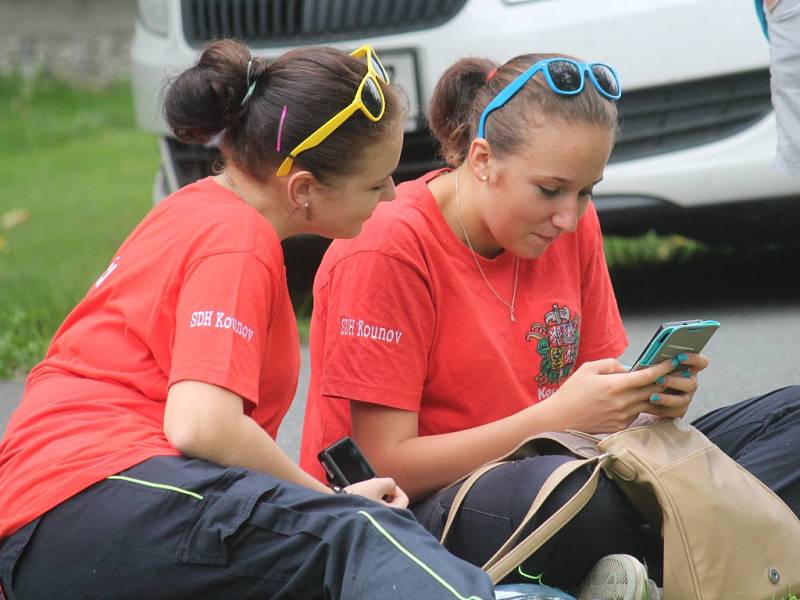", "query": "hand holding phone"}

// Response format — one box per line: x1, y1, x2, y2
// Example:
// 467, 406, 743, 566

318, 436, 377, 488
630, 319, 719, 372
347, 478, 409, 509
